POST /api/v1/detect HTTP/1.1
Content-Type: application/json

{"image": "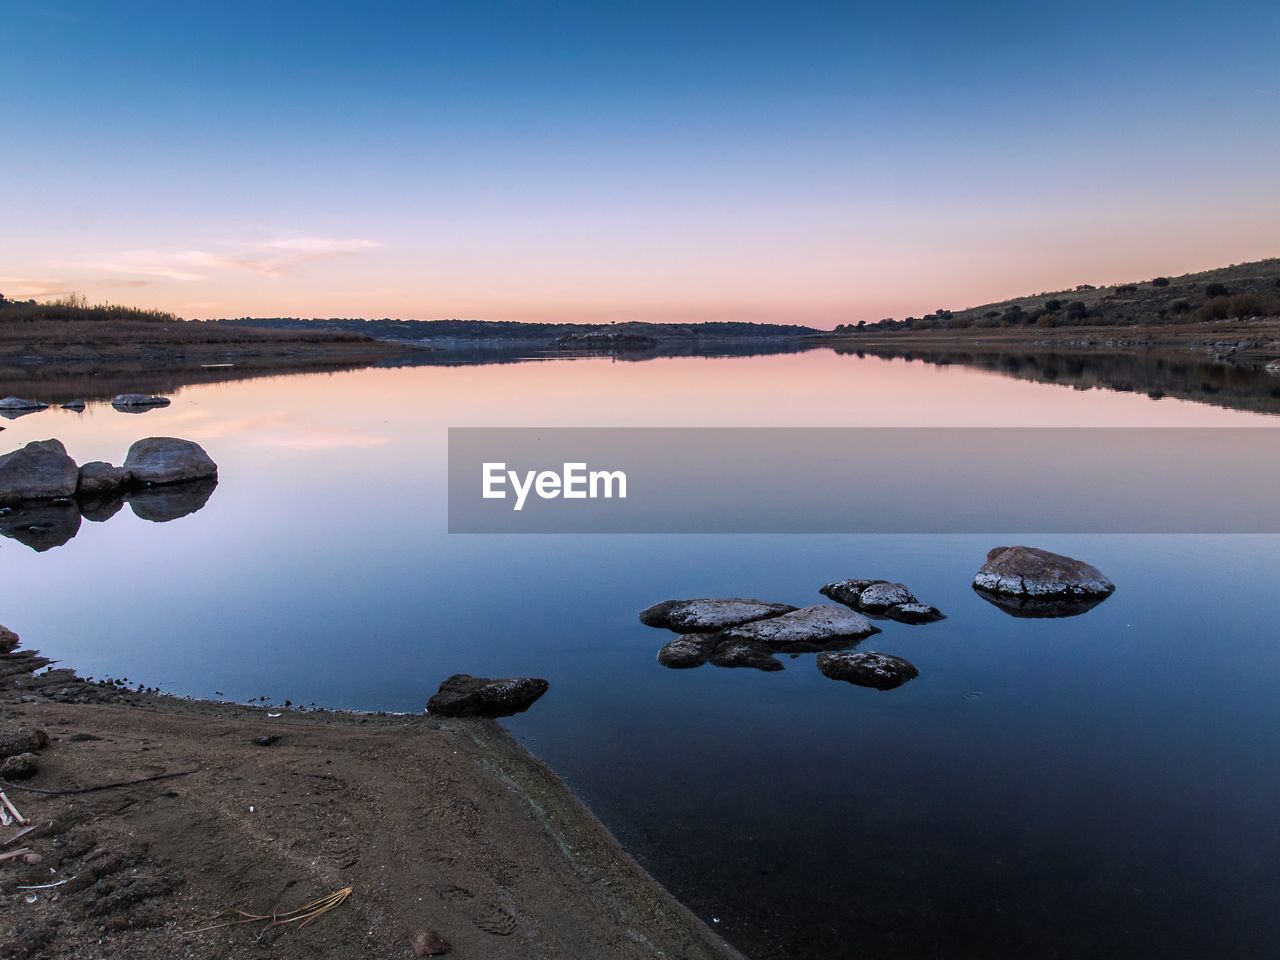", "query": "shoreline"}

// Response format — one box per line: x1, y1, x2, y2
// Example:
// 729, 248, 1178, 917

812, 316, 1280, 354
1, 637, 742, 960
